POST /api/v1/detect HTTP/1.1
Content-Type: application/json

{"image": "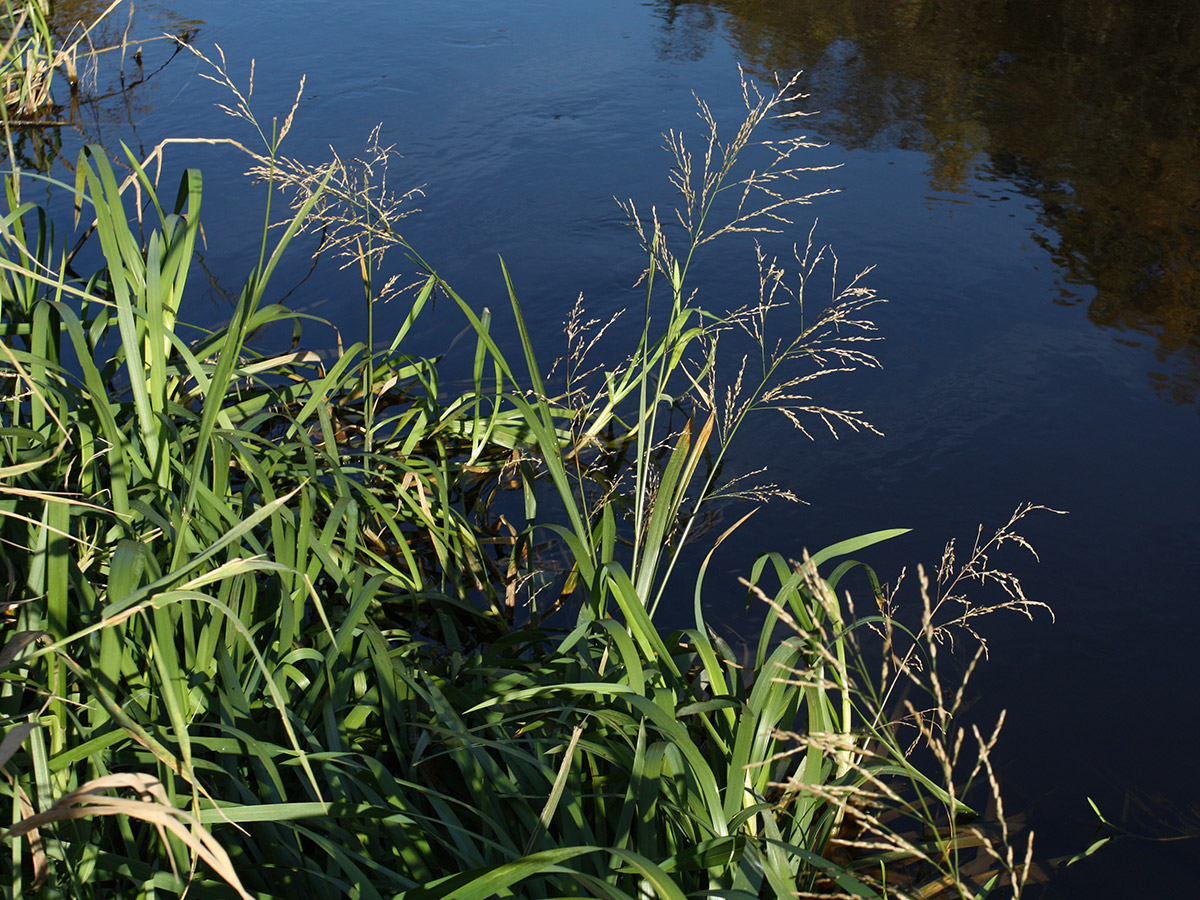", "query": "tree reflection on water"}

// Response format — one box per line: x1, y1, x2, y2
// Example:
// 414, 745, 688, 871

655, 0, 1200, 405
